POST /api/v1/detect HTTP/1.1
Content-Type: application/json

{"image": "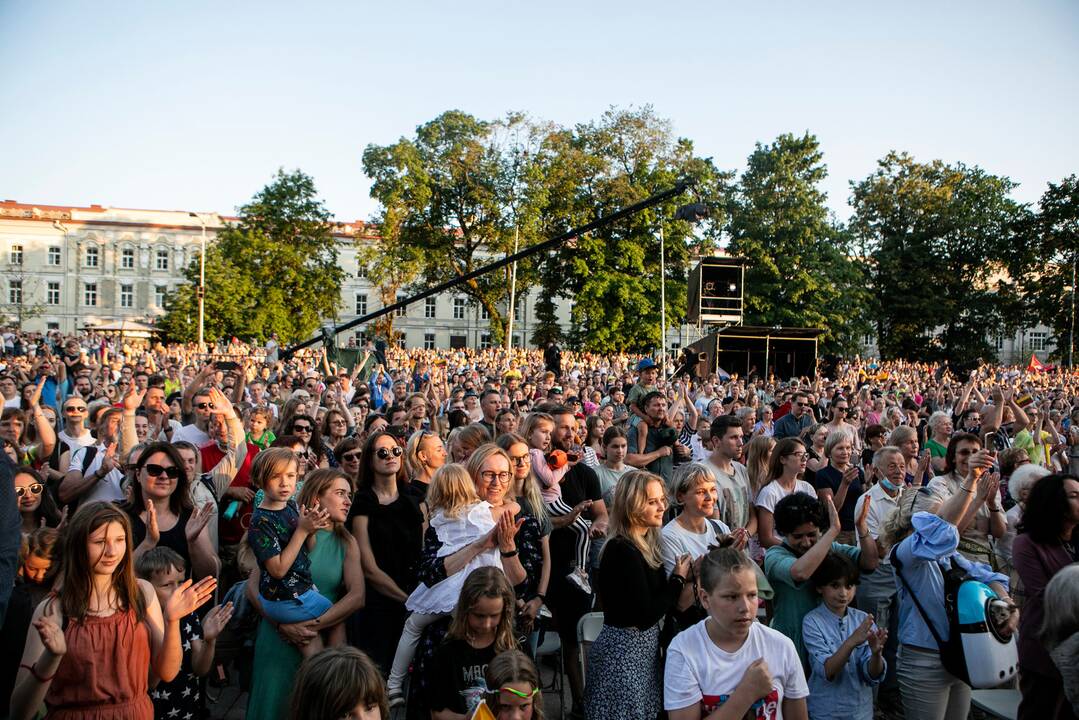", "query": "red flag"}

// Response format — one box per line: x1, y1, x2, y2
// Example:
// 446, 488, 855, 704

1027, 353, 1046, 372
